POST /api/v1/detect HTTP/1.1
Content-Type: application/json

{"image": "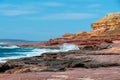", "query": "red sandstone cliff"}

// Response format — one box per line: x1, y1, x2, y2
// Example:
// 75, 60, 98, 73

17, 12, 120, 47
47, 12, 120, 46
